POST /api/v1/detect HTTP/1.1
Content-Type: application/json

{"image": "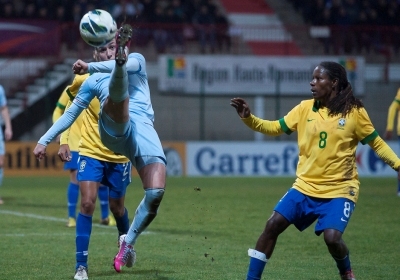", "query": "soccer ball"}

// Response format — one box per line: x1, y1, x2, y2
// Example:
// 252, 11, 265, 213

79, 9, 117, 48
